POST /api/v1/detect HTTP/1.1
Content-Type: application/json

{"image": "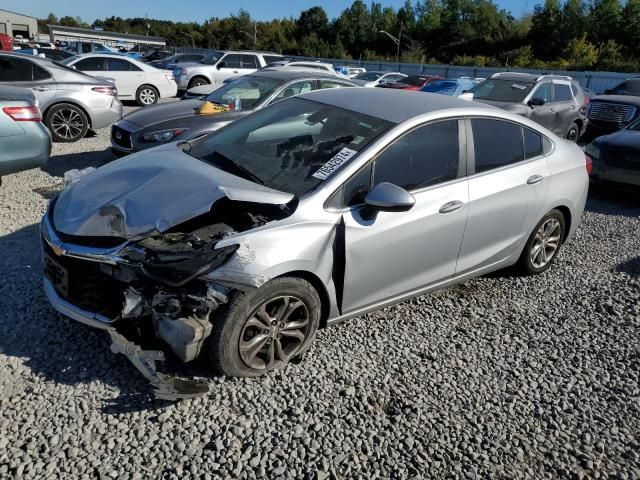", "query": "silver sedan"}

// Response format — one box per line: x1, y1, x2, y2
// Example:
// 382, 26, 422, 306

41, 88, 588, 398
